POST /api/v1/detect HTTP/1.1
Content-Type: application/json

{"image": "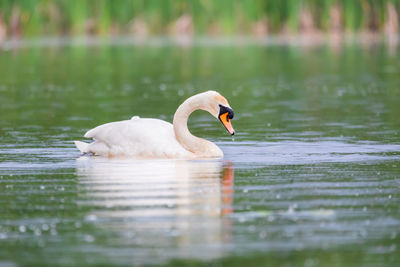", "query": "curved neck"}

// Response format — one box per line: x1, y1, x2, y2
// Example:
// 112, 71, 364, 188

173, 95, 211, 155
